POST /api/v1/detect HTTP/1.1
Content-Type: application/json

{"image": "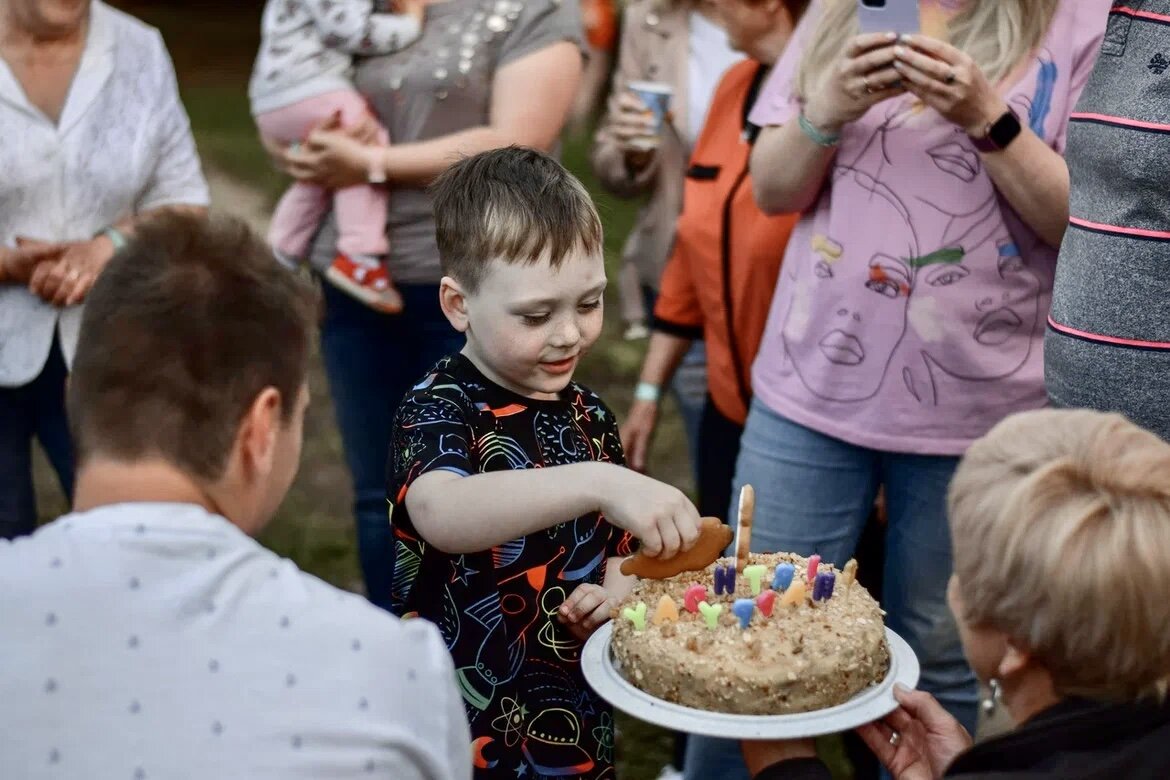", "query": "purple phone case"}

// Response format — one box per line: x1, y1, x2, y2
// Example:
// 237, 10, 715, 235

857, 0, 920, 36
